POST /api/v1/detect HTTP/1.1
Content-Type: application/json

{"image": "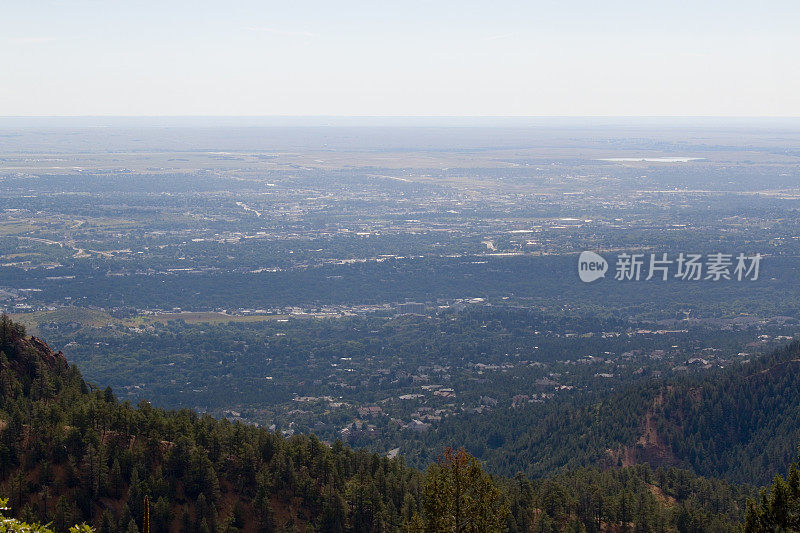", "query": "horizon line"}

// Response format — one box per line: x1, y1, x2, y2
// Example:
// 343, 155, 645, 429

3, 114, 800, 119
